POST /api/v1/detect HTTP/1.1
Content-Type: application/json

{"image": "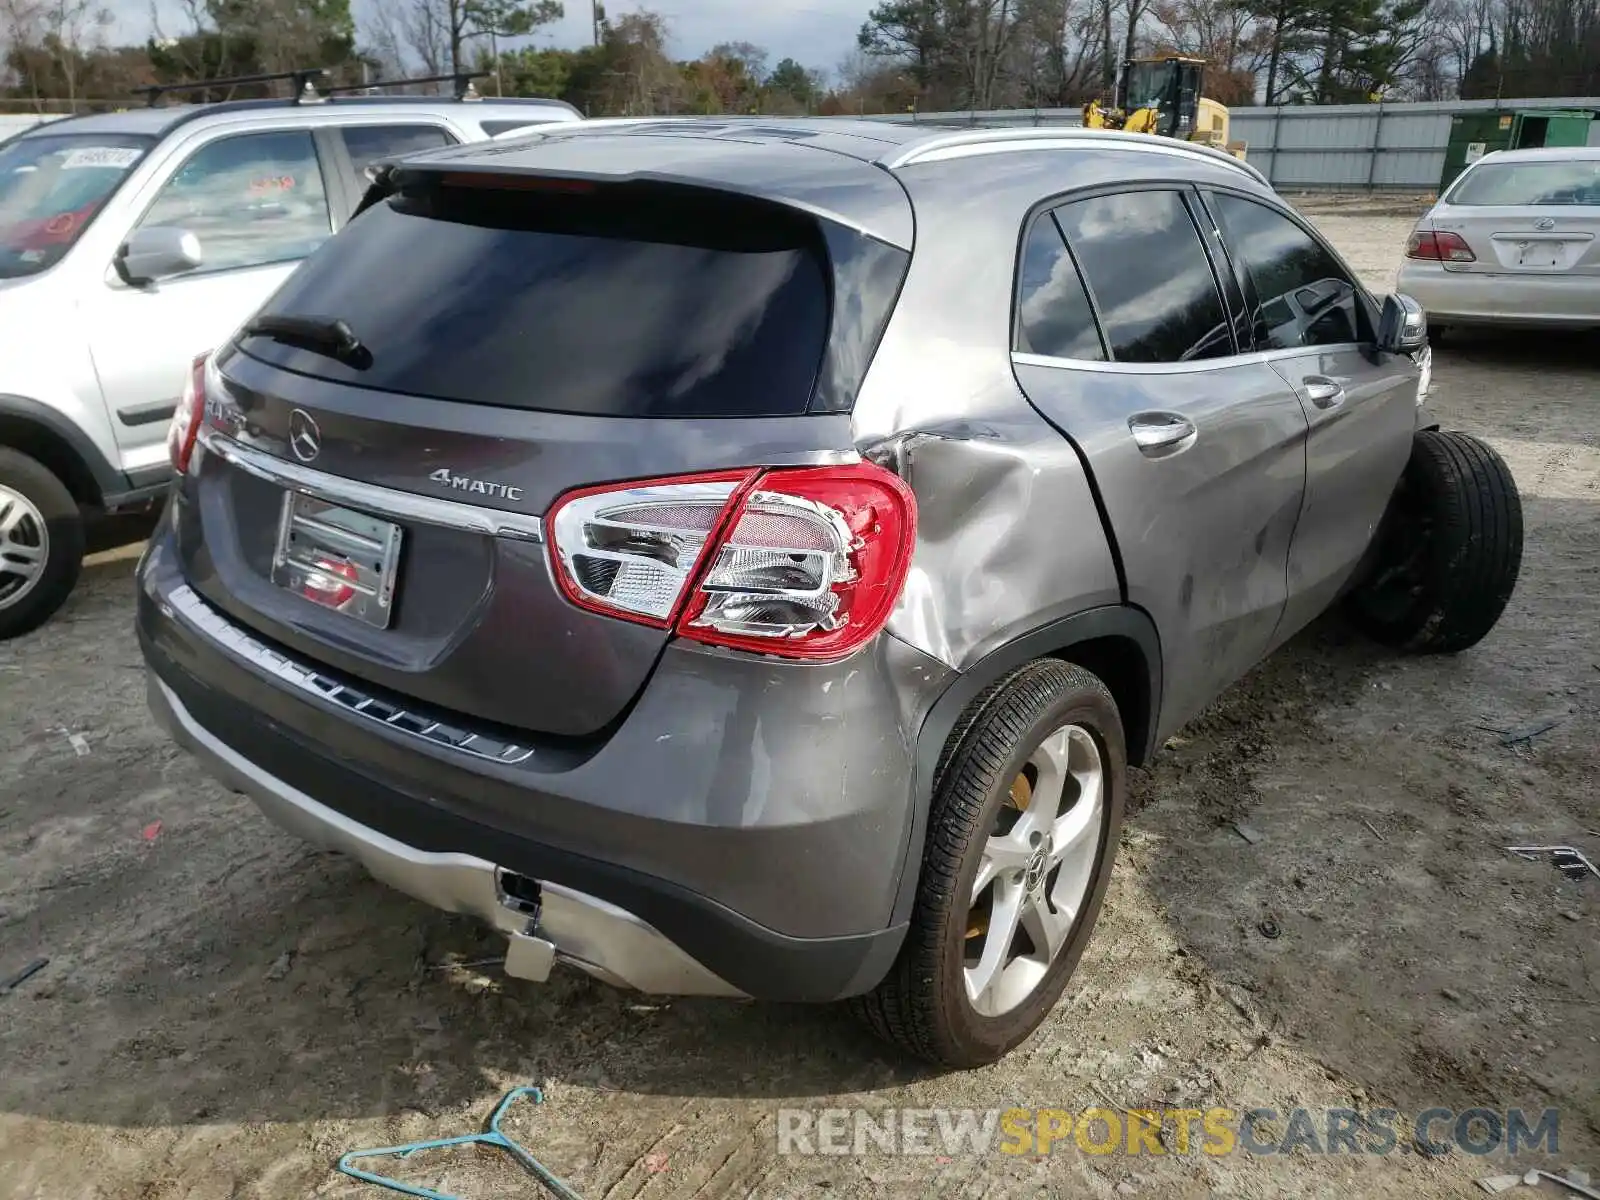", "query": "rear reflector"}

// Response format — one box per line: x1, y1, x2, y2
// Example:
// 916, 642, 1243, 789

547, 463, 917, 661
1406, 229, 1476, 262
